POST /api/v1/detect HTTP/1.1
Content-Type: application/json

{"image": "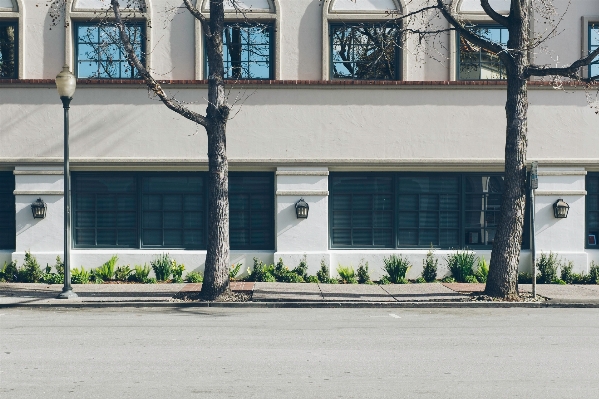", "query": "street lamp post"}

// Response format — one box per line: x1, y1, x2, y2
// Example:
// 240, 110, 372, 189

56, 65, 77, 299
